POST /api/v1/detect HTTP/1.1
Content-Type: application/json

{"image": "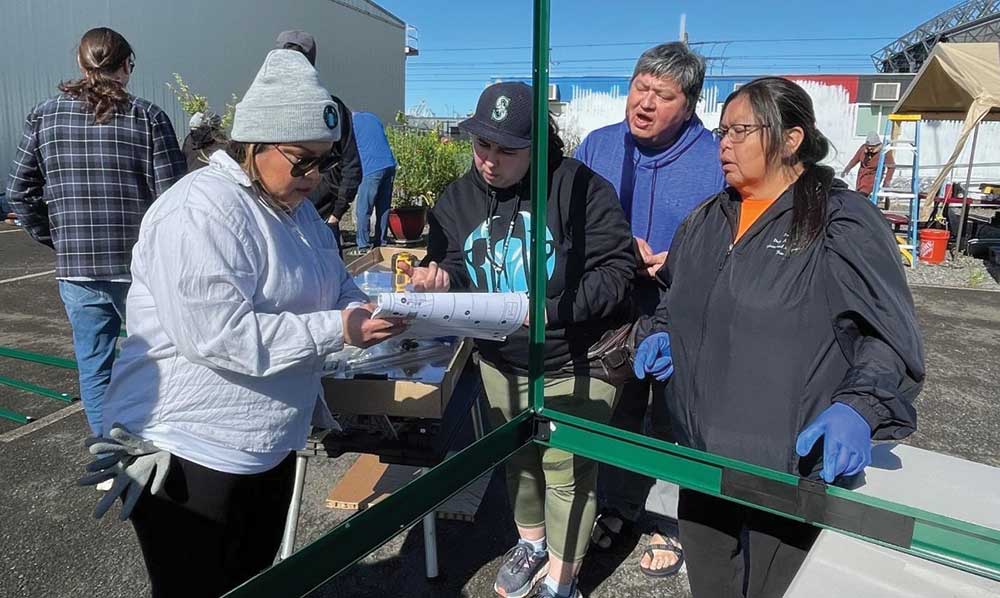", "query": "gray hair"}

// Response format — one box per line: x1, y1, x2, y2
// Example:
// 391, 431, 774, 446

631, 42, 706, 110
